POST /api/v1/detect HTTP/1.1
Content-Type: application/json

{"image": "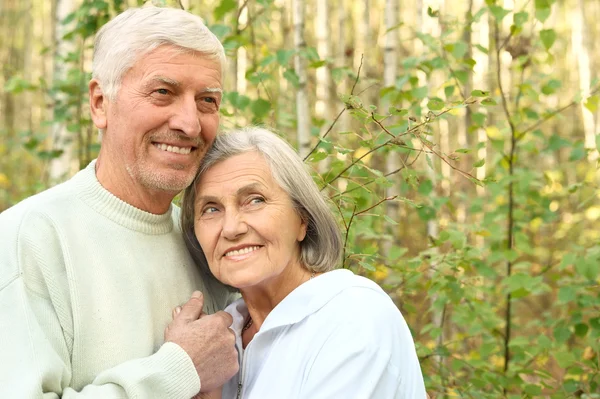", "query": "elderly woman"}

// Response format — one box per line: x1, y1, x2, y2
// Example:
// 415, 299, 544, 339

180, 127, 426, 398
